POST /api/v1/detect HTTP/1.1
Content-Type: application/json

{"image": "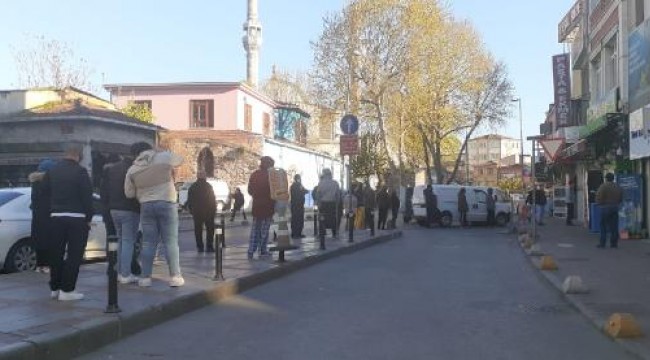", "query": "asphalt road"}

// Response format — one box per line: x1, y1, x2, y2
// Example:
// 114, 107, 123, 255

78, 227, 633, 360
